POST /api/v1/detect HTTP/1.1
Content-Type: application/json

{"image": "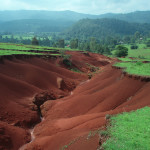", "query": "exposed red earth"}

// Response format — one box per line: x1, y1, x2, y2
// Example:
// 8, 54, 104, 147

0, 51, 149, 150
